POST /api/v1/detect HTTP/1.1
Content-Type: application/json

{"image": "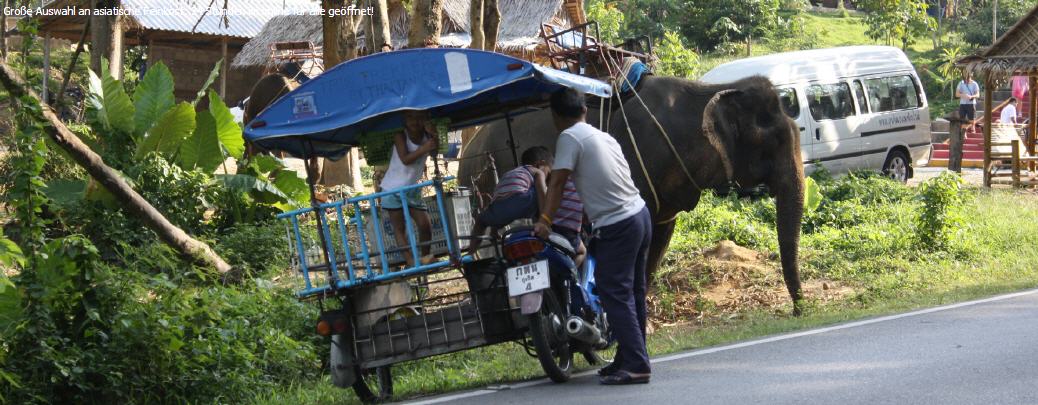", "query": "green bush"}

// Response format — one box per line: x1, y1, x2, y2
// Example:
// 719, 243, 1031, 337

215, 221, 293, 278
915, 171, 966, 251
